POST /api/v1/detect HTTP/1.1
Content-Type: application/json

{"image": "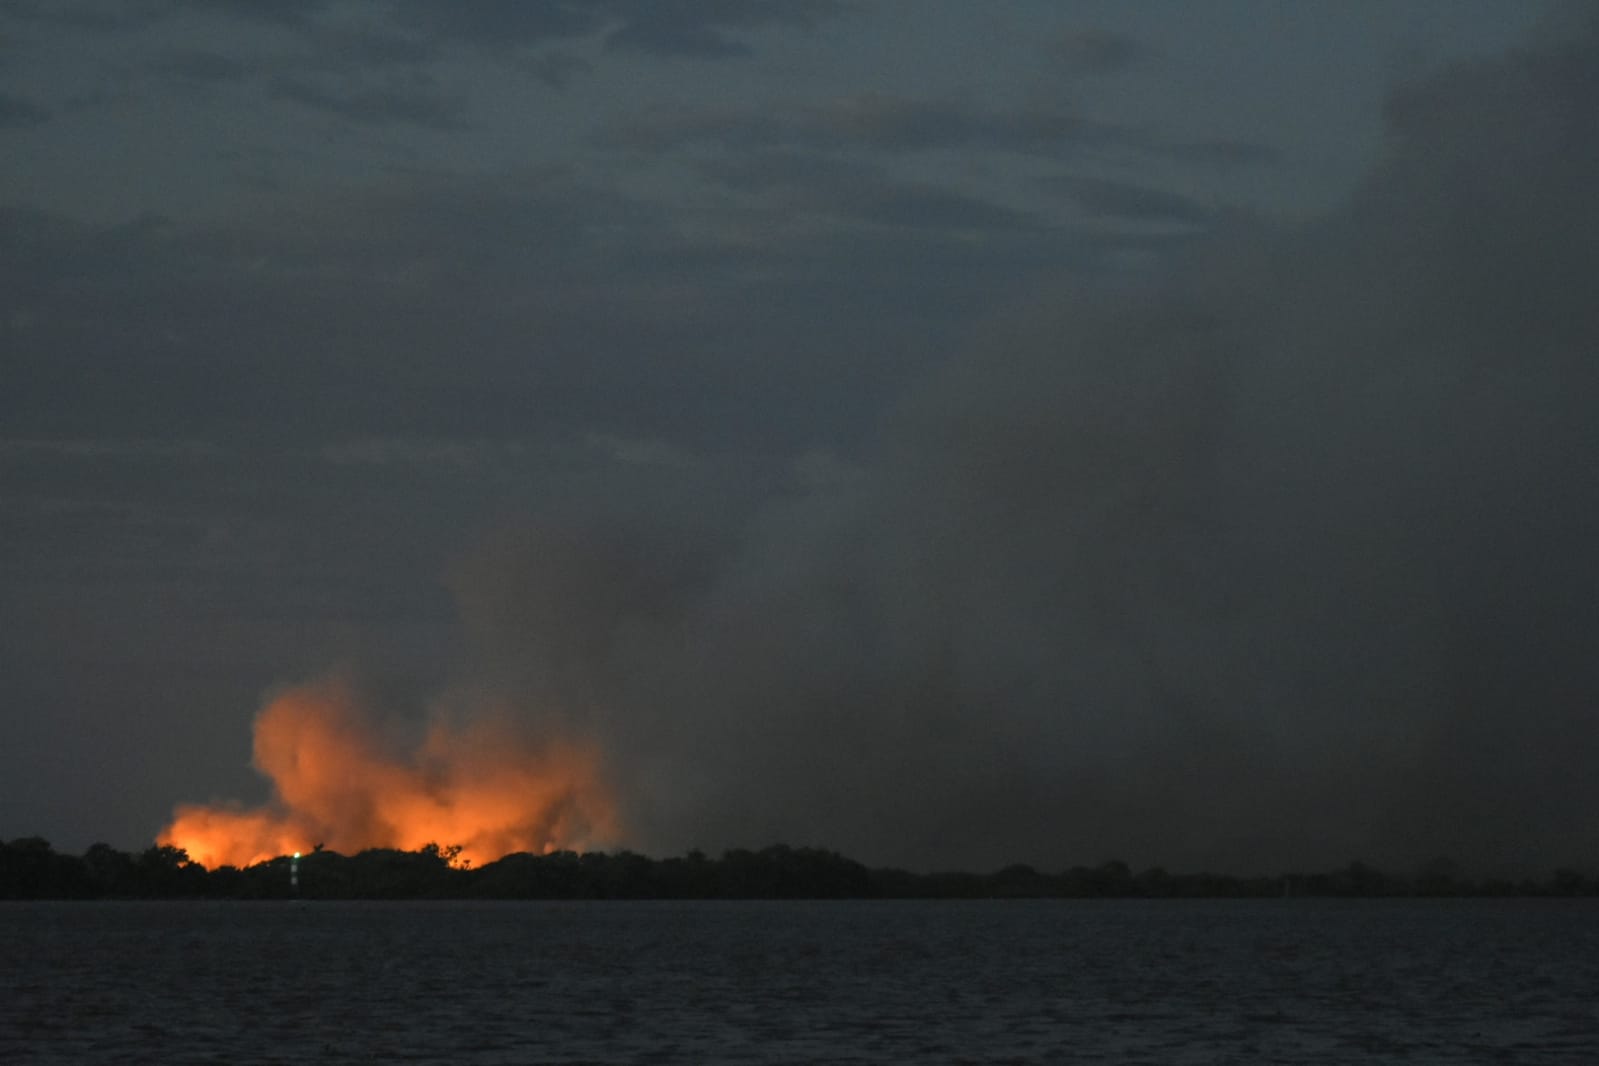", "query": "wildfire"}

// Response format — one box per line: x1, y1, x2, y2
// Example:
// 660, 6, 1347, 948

159, 678, 617, 869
